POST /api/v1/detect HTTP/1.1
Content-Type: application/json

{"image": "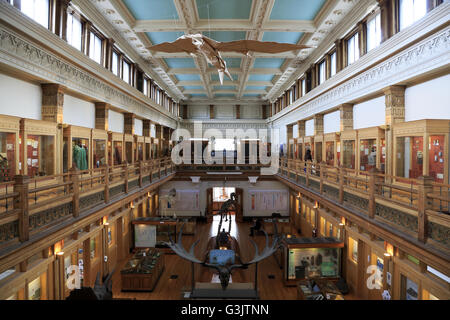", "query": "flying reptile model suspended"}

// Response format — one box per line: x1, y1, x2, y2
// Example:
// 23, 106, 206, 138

148, 34, 314, 85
